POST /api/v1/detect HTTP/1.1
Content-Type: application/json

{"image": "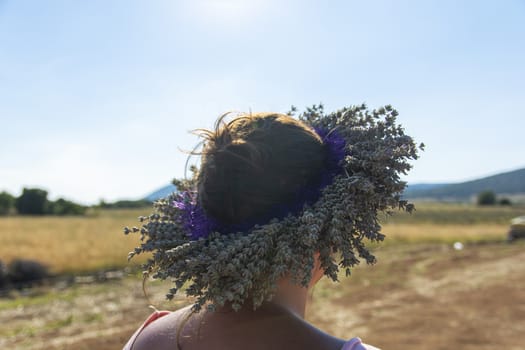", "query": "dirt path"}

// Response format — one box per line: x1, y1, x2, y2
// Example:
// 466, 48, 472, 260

1, 242, 524, 349
309, 242, 525, 350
